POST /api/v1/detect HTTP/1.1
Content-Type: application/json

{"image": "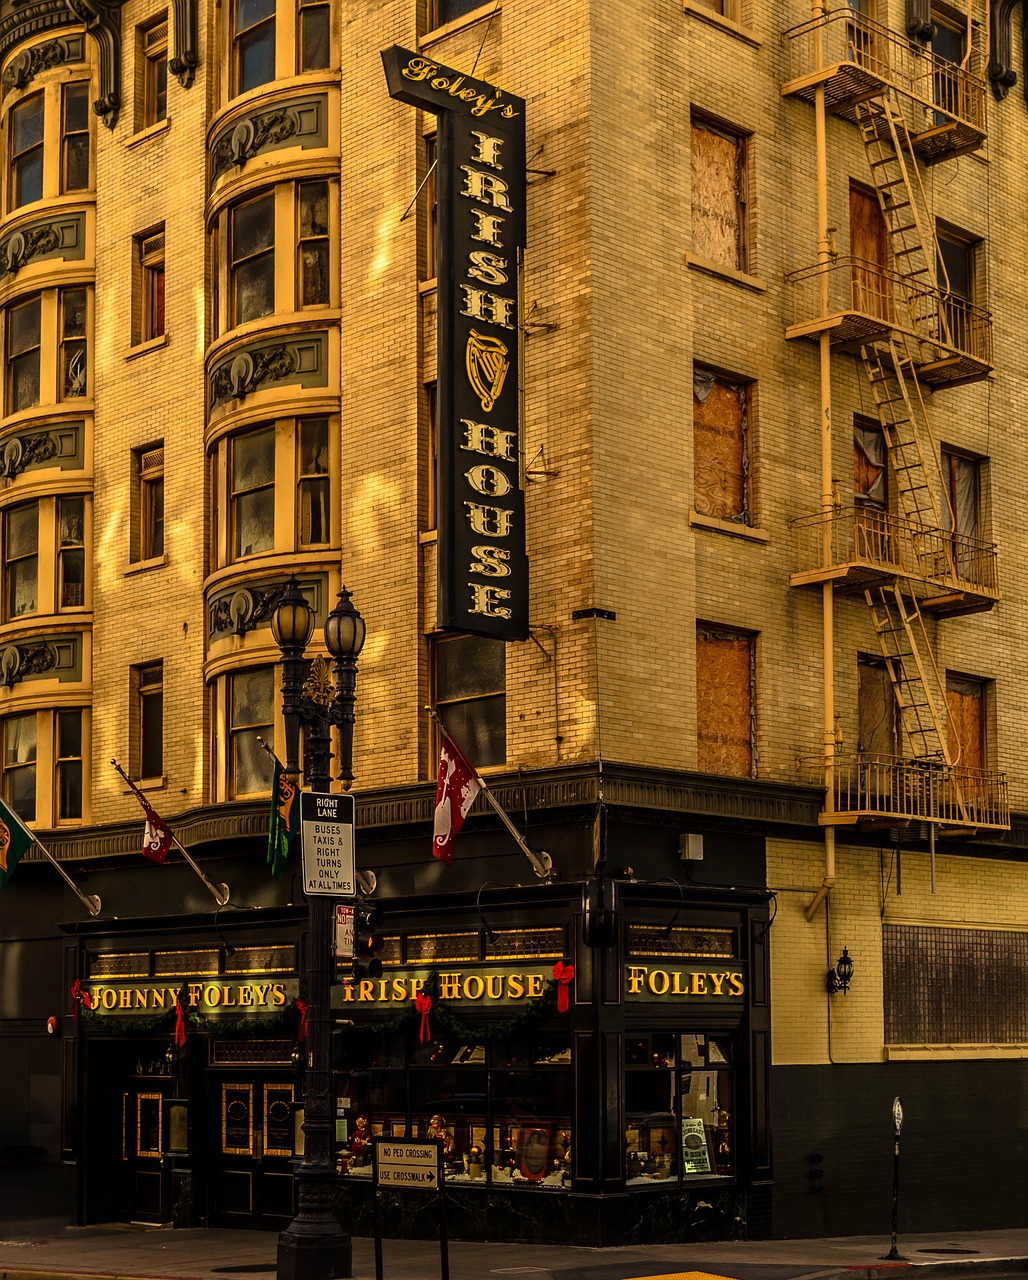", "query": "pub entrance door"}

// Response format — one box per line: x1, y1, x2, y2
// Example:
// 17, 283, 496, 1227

208, 1071, 297, 1228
